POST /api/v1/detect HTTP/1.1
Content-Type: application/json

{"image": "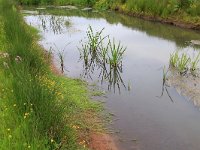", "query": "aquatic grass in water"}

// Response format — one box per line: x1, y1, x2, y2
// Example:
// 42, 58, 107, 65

190, 52, 200, 74
79, 26, 127, 92
169, 51, 200, 76
108, 38, 126, 68
177, 53, 190, 75
169, 51, 179, 68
